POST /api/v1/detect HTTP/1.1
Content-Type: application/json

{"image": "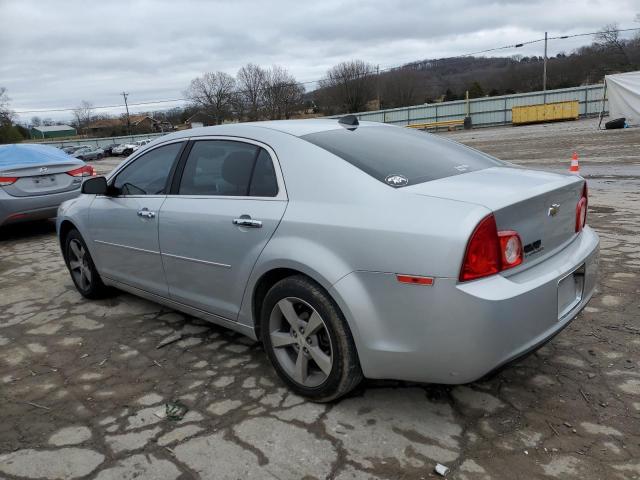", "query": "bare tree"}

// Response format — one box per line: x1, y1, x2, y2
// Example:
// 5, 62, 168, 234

596, 23, 631, 65
184, 72, 236, 124
319, 60, 376, 113
72, 100, 94, 134
237, 63, 267, 120
263, 66, 305, 120
31, 116, 42, 127
381, 69, 421, 108
0, 87, 14, 126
